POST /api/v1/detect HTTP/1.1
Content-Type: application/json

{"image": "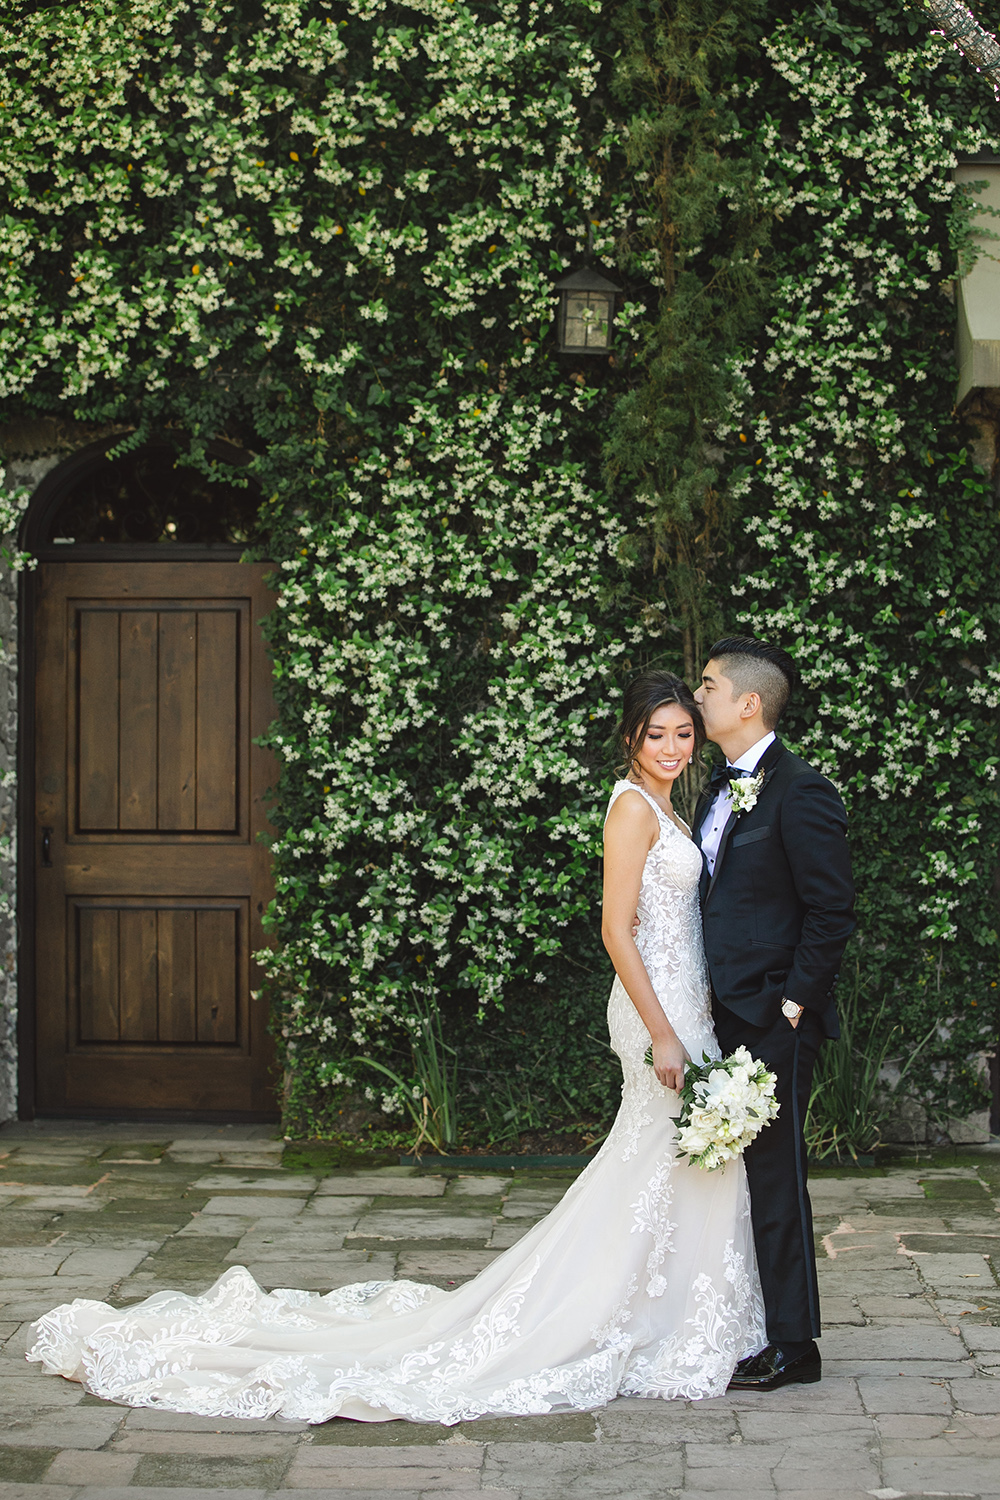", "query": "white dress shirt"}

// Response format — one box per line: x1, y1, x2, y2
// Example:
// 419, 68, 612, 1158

699, 731, 776, 877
